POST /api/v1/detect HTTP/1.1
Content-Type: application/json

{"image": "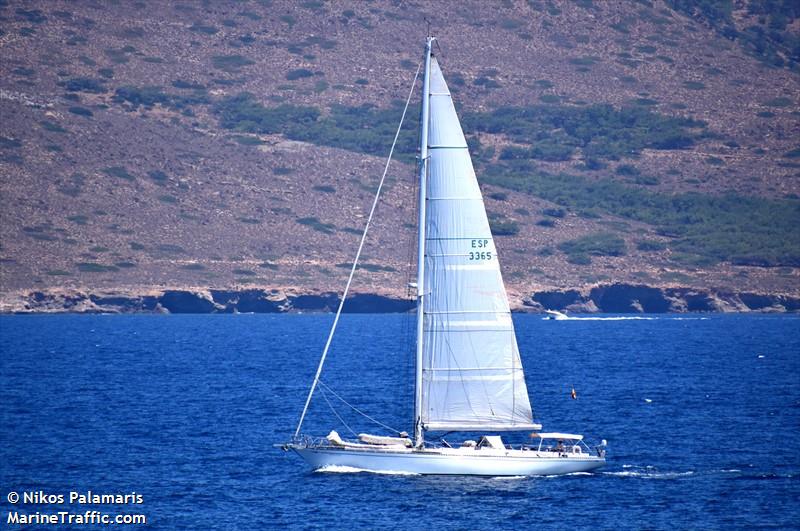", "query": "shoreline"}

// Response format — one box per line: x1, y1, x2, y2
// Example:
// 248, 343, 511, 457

2, 283, 798, 314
